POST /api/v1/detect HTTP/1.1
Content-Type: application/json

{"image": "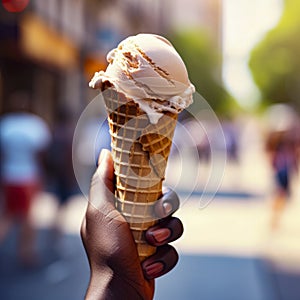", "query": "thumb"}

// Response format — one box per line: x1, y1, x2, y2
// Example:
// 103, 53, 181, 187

96, 149, 114, 192
89, 149, 115, 209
